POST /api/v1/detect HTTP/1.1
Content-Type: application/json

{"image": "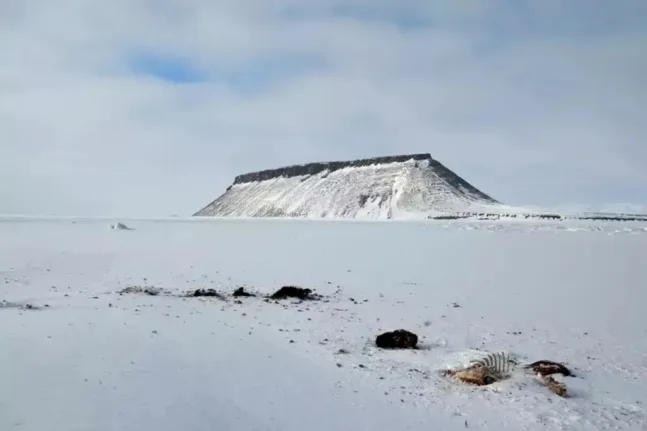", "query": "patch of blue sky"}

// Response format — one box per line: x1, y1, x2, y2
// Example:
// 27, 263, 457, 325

127, 51, 327, 94
129, 53, 205, 84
